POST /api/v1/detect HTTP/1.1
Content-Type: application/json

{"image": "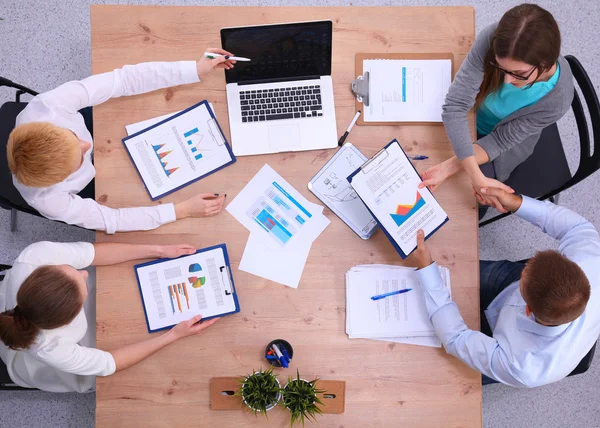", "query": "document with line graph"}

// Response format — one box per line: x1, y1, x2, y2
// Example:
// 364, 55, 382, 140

134, 244, 240, 333
348, 139, 448, 258
122, 101, 236, 200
